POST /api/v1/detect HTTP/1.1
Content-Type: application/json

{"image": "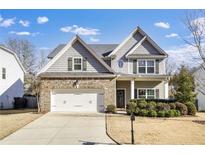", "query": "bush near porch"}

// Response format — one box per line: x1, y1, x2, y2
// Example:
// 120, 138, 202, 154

126, 99, 196, 117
